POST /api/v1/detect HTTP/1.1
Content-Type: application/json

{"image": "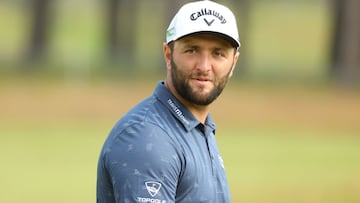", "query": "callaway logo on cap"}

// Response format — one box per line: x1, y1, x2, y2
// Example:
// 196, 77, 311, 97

166, 0, 240, 47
